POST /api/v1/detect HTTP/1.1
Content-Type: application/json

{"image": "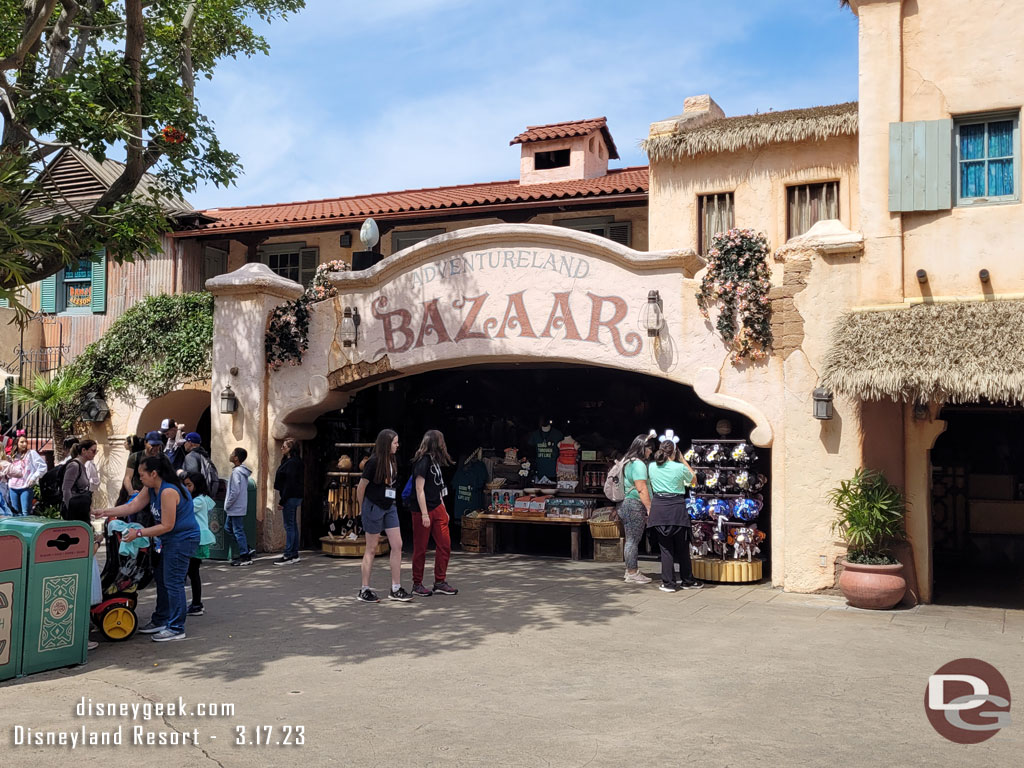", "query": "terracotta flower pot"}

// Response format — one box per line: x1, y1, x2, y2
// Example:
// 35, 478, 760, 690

837, 559, 906, 610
